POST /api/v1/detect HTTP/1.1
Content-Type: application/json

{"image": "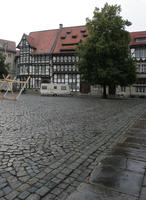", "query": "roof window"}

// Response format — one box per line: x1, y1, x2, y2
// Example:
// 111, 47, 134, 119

61, 36, 66, 40
135, 37, 146, 42
72, 35, 77, 39
60, 49, 75, 52
66, 31, 71, 34
62, 43, 78, 46
83, 34, 88, 38
80, 29, 86, 33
